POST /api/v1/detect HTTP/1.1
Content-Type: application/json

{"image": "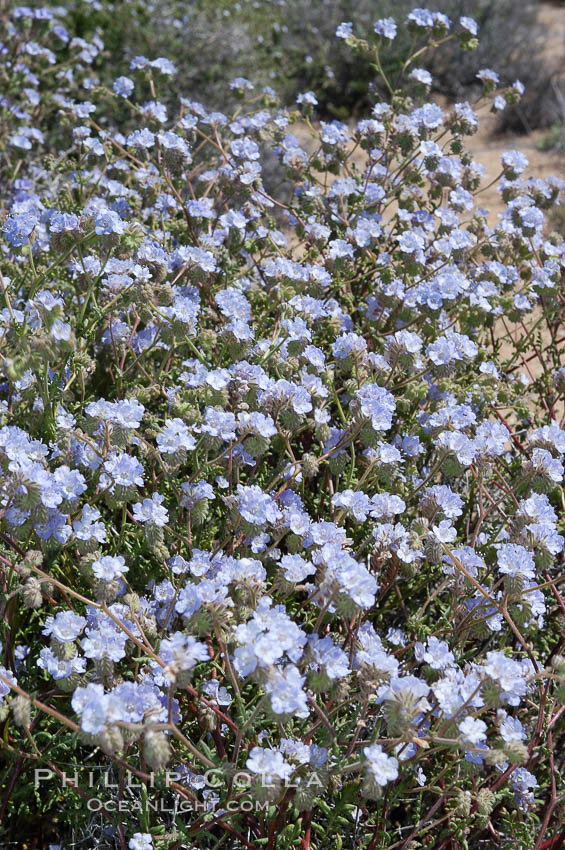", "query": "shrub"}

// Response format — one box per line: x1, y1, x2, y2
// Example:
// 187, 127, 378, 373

0, 5, 564, 850
40, 0, 545, 118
